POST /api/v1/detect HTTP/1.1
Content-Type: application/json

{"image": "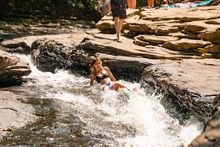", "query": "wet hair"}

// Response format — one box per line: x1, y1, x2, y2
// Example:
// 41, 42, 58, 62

90, 55, 102, 67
